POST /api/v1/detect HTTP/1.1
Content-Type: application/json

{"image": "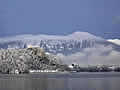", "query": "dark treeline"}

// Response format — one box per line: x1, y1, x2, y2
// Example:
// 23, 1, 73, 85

69, 64, 120, 72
